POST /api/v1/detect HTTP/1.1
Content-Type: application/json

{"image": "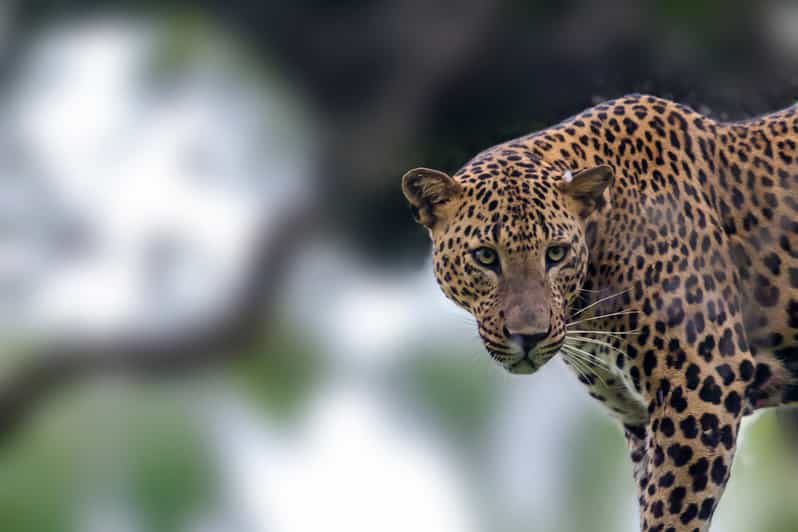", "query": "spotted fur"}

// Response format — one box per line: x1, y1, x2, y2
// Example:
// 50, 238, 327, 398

402, 94, 798, 531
